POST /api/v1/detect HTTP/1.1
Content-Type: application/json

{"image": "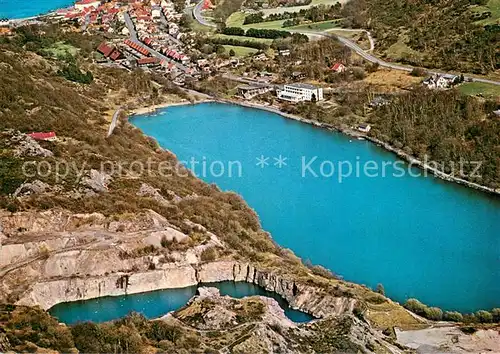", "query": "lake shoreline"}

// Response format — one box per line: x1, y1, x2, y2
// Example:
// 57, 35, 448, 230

130, 97, 500, 197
